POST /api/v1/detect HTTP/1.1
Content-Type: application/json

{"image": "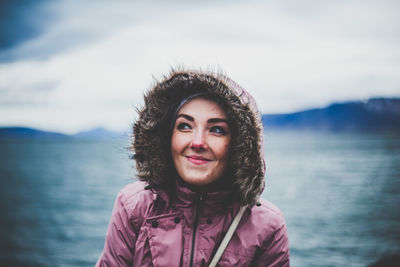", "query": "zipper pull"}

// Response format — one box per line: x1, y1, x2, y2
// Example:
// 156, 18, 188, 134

198, 193, 204, 202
